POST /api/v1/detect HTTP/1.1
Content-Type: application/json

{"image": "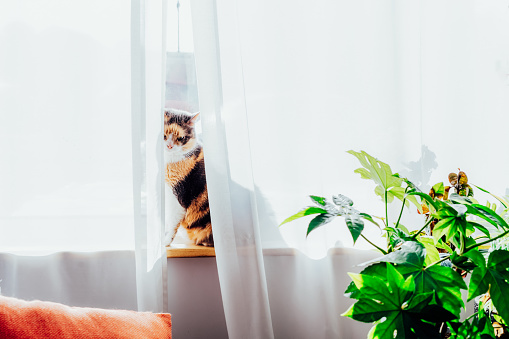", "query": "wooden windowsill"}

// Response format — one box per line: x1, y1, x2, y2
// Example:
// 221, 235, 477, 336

166, 244, 216, 258
166, 245, 300, 258
167, 244, 494, 259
